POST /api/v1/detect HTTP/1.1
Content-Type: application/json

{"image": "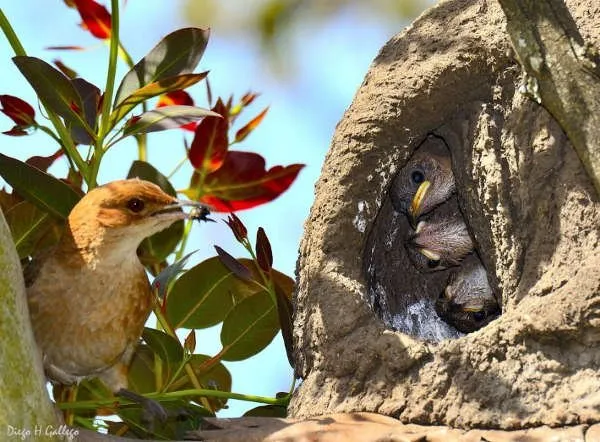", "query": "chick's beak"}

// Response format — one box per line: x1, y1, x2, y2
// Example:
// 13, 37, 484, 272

408, 180, 431, 228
